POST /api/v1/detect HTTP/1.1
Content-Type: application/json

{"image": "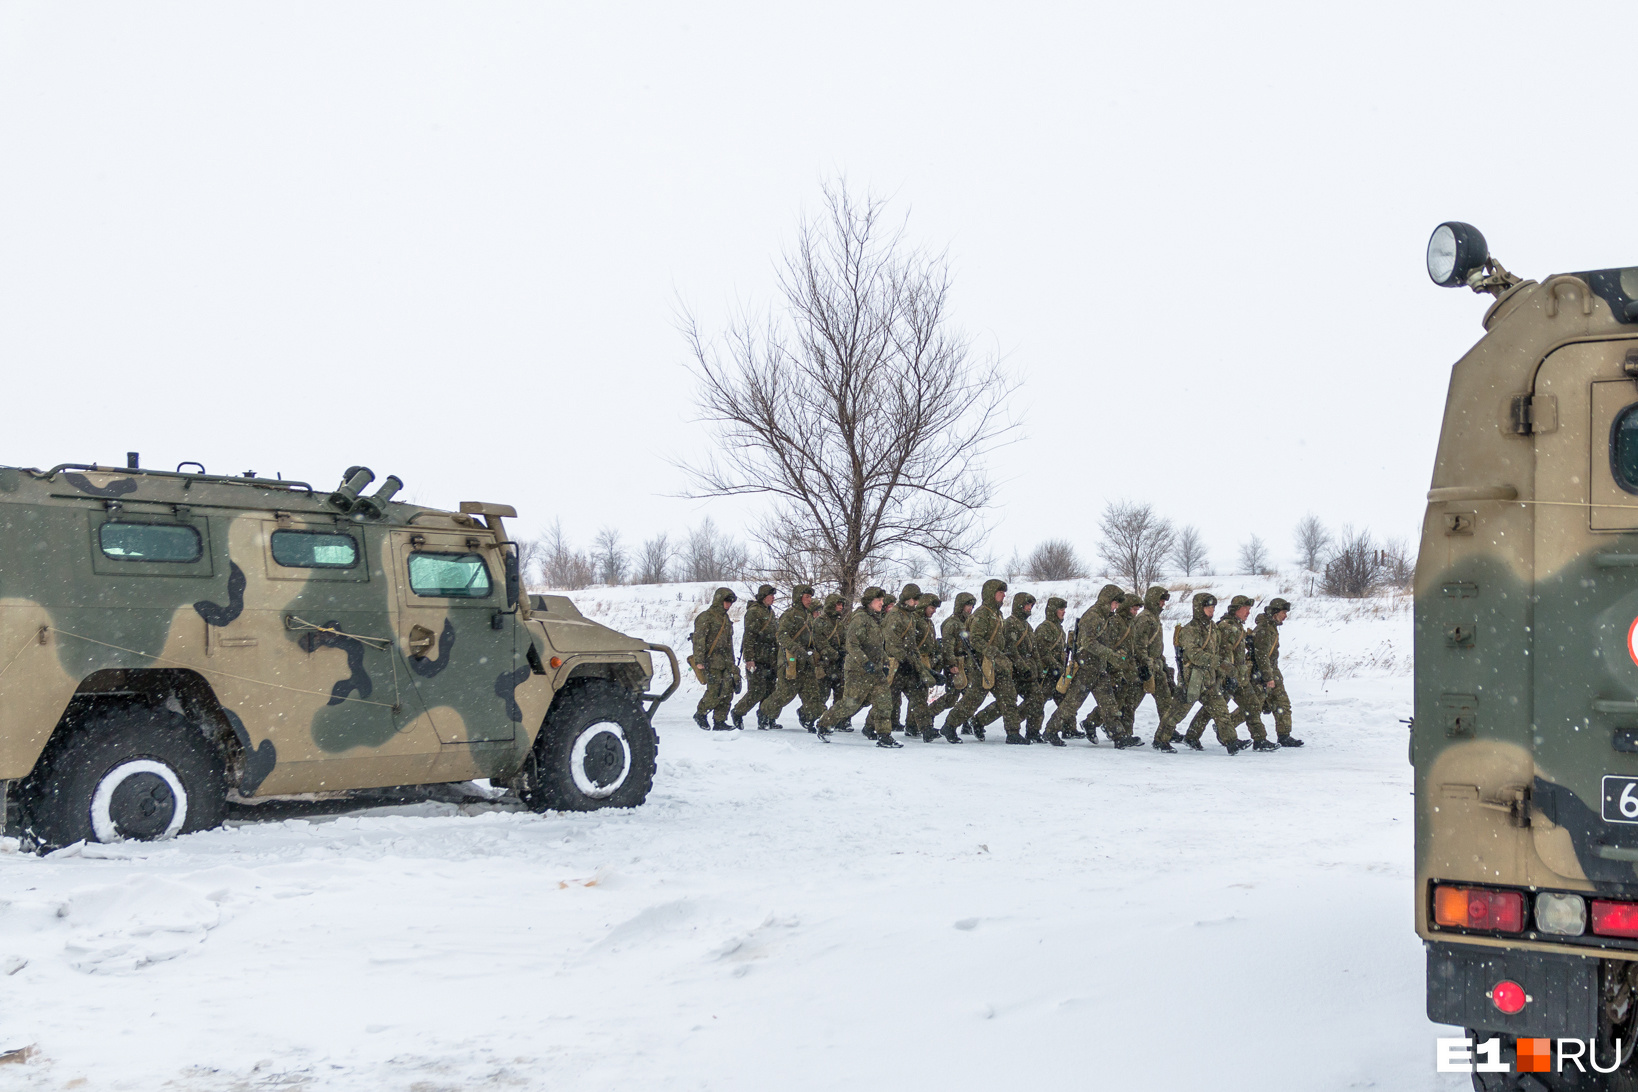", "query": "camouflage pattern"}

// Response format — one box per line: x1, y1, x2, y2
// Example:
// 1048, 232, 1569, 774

930, 591, 975, 722
1029, 596, 1069, 740
731, 584, 778, 724
815, 587, 893, 735
945, 579, 1020, 736
1250, 601, 1293, 741
1158, 593, 1237, 747
759, 584, 822, 728
814, 593, 846, 706
1046, 584, 1125, 738
1406, 262, 1638, 974
975, 592, 1037, 736
1092, 593, 1141, 740
0, 464, 664, 815
1200, 594, 1254, 739
899, 593, 942, 735
882, 583, 927, 733
1131, 586, 1174, 728
692, 586, 739, 724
